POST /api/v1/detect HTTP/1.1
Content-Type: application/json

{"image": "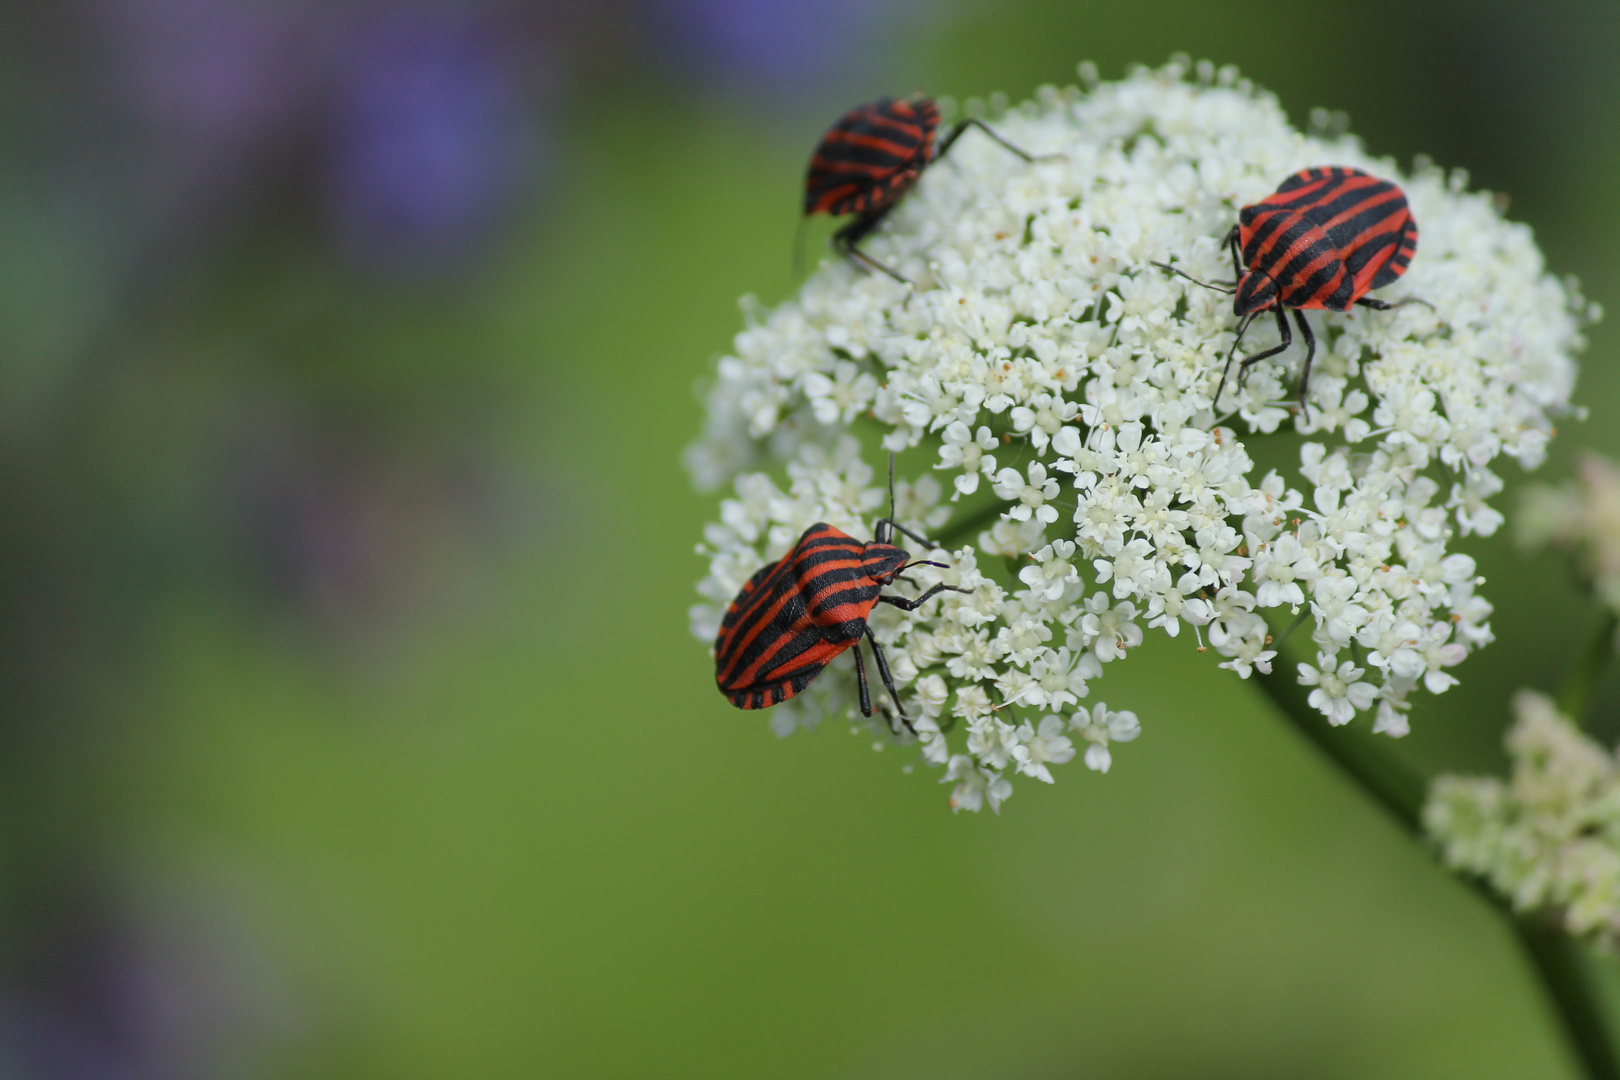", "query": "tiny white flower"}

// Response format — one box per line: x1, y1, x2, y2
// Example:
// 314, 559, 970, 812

1373, 697, 1411, 738
803, 359, 878, 425
1024, 646, 1098, 710
1010, 715, 1078, 783
980, 516, 1047, 557
967, 714, 1019, 770
1297, 652, 1378, 725
1310, 575, 1370, 648
993, 461, 1061, 525
914, 674, 949, 718
1251, 532, 1316, 610
1070, 702, 1141, 774
1074, 593, 1142, 664
1019, 540, 1080, 602
911, 714, 951, 766
953, 684, 995, 723
1011, 393, 1080, 453
943, 755, 1013, 814
938, 421, 1000, 498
